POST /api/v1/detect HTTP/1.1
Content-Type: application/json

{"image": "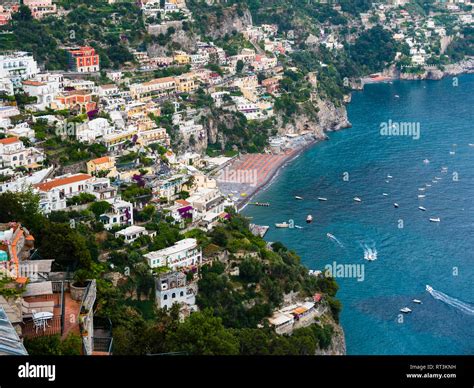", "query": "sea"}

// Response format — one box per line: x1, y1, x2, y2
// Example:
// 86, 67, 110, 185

242, 74, 474, 355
